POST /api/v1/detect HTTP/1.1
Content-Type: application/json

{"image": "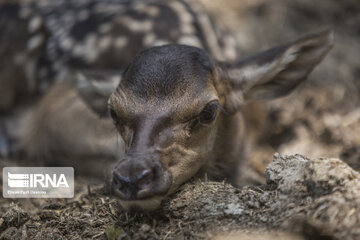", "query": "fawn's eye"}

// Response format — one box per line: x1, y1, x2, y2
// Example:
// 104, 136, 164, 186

109, 109, 119, 125
199, 102, 219, 124
189, 101, 220, 130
